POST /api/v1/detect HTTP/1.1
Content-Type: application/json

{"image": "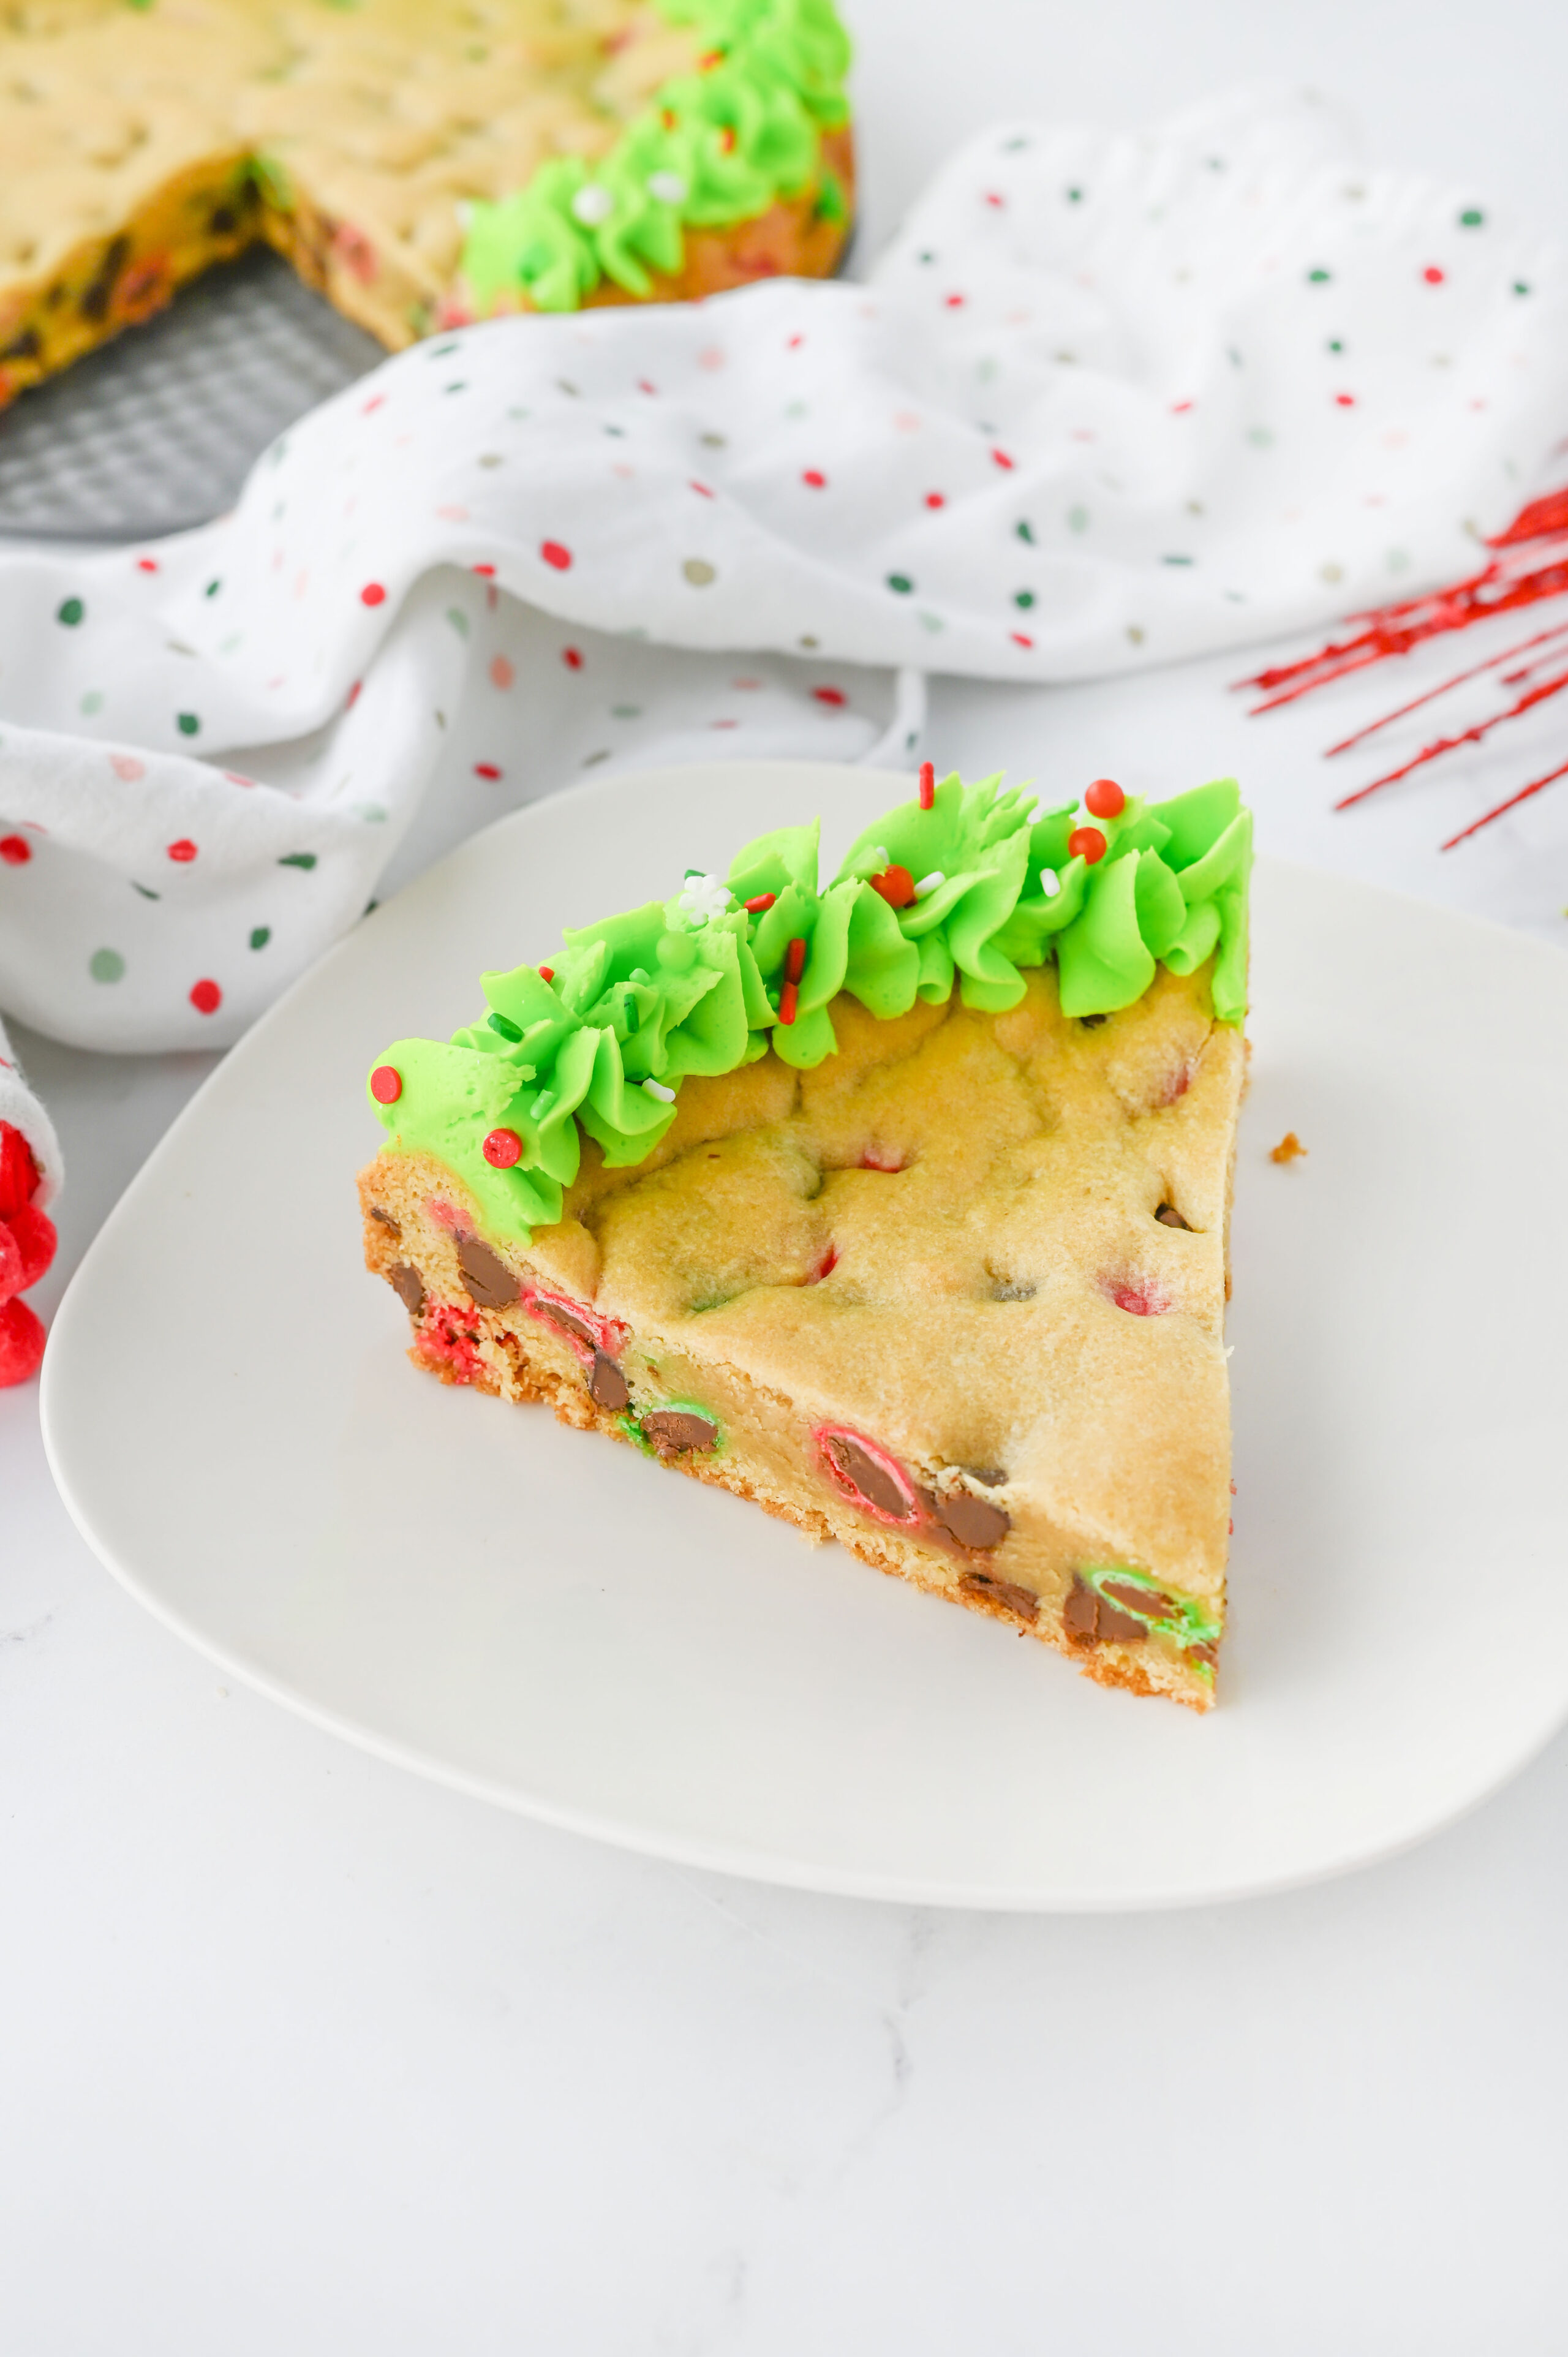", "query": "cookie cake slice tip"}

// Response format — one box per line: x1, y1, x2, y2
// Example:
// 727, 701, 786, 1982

358, 765, 1252, 1712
